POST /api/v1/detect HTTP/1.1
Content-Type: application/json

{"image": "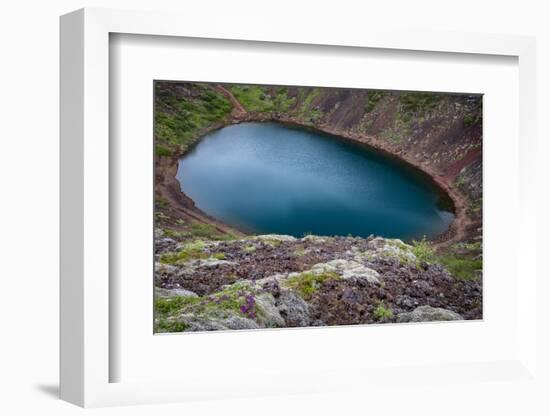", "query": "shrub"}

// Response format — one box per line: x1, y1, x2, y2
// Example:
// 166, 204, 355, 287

374, 302, 394, 320
411, 236, 435, 263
